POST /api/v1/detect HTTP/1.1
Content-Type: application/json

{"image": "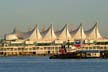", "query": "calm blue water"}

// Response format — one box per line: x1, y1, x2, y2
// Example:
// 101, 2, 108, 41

0, 56, 108, 72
